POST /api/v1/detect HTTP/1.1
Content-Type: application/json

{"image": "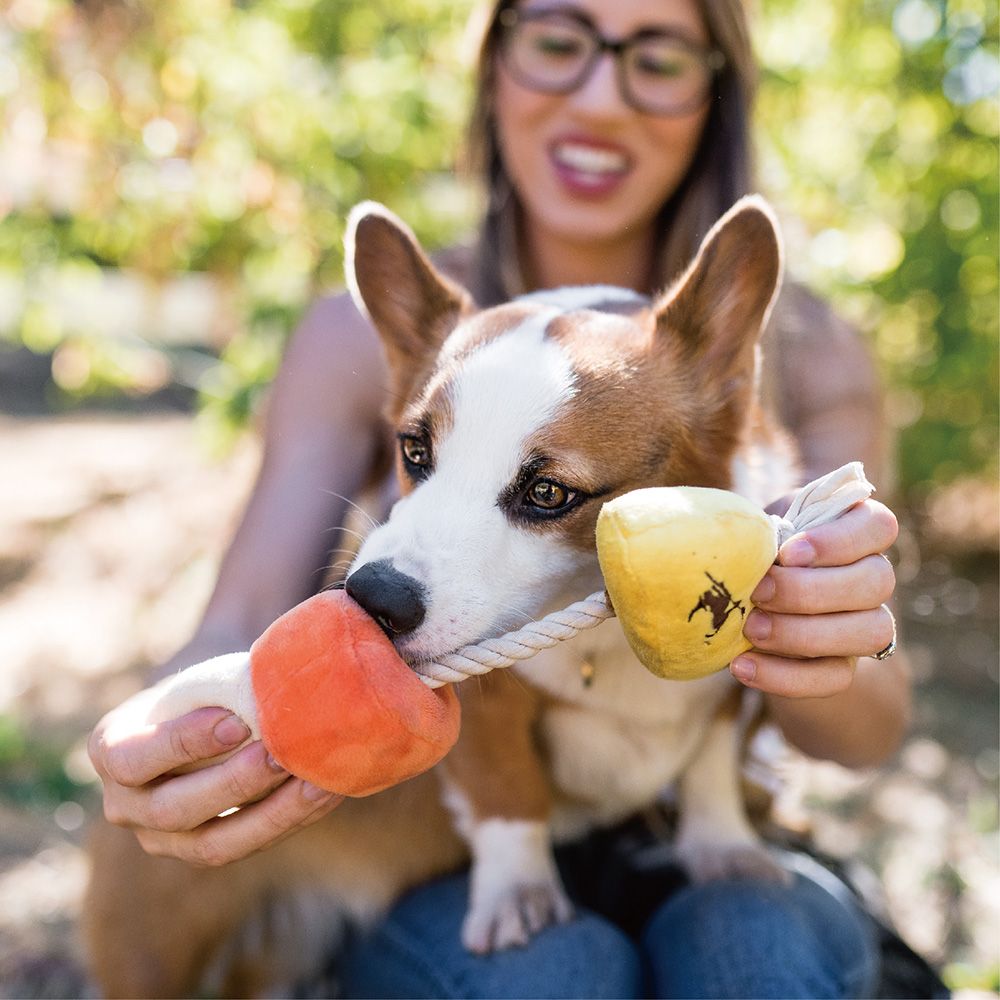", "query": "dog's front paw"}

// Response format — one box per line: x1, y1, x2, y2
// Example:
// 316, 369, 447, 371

675, 837, 791, 885
462, 879, 574, 954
